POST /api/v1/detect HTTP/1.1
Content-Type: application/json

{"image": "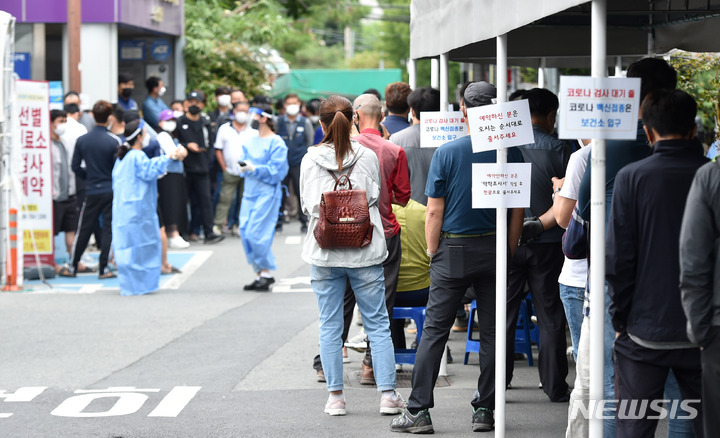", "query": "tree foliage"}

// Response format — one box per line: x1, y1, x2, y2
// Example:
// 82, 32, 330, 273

668, 51, 720, 137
